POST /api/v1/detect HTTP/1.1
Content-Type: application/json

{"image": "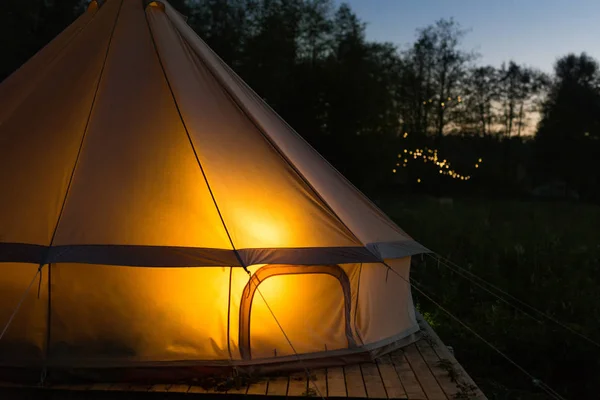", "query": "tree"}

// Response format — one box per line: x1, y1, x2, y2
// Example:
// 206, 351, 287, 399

398, 29, 436, 138
427, 19, 473, 140
497, 62, 548, 137
456, 65, 499, 136
0, 0, 82, 80
535, 53, 600, 199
